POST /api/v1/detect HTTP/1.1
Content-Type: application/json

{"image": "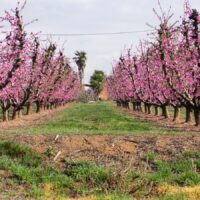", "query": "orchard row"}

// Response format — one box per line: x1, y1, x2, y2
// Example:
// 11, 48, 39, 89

107, 2, 200, 126
0, 5, 80, 121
